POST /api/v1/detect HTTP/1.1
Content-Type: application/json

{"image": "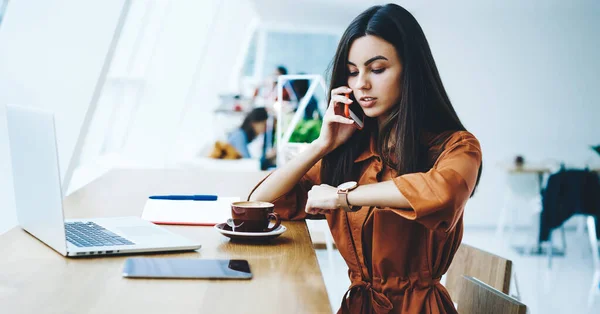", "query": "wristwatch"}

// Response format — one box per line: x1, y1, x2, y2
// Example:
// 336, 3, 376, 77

337, 181, 361, 212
